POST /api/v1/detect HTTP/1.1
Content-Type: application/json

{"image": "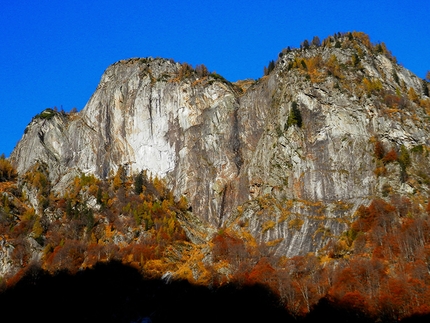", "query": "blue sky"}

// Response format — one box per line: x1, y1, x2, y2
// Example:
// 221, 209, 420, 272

1, 0, 429, 156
